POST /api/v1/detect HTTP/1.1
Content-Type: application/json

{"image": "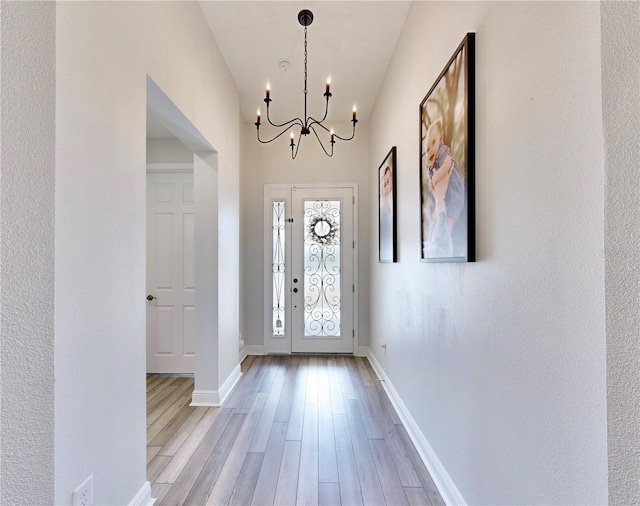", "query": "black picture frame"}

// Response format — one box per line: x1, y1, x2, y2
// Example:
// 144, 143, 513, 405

378, 146, 397, 263
420, 33, 475, 262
